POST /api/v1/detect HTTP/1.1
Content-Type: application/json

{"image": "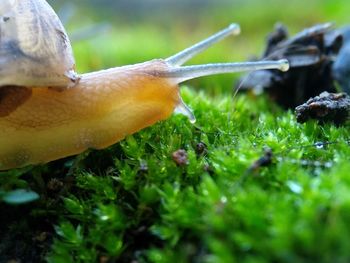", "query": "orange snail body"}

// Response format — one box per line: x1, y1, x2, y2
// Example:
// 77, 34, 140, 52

0, 0, 289, 170
0, 61, 179, 169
